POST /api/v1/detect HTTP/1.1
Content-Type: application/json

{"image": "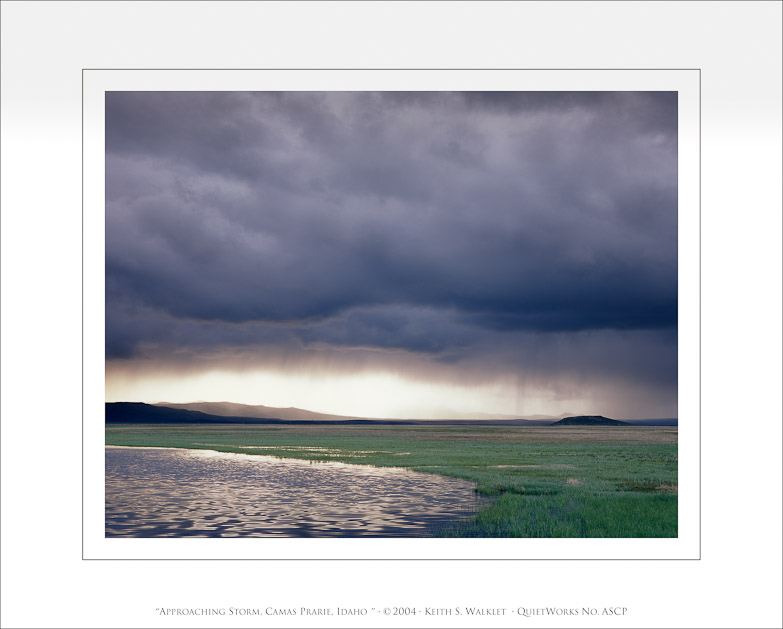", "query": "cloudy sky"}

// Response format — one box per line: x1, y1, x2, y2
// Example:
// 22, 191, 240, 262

105, 91, 677, 419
